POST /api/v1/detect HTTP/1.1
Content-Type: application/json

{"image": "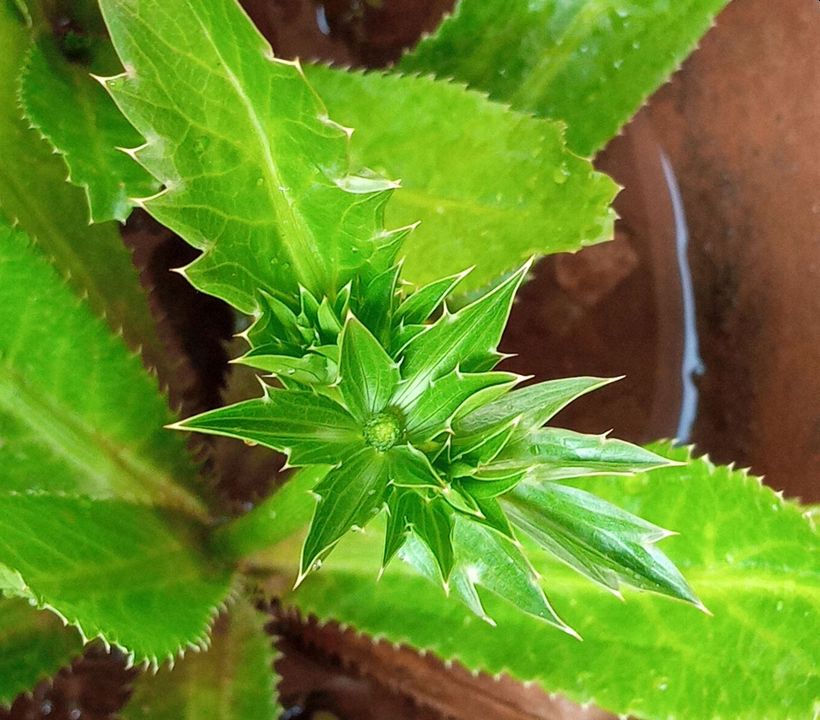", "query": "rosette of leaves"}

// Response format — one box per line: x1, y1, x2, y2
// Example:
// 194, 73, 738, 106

176, 259, 700, 633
